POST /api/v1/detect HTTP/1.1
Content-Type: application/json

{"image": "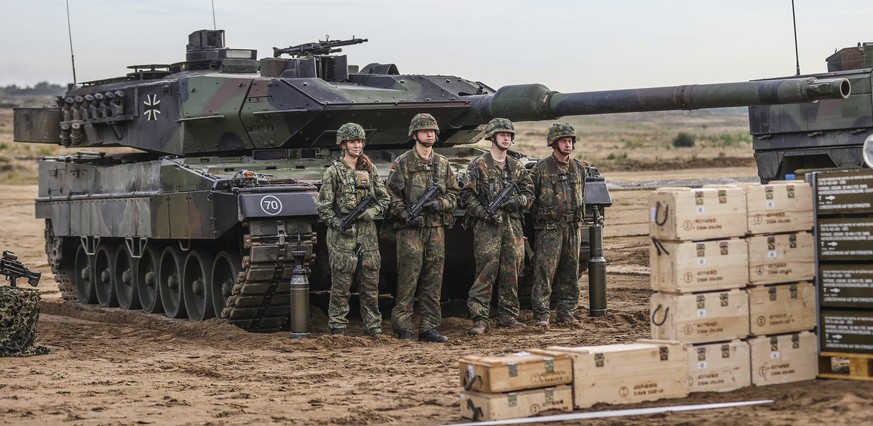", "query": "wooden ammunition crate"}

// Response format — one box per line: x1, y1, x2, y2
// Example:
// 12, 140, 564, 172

748, 282, 816, 336
746, 181, 813, 234
817, 217, 873, 261
459, 385, 573, 421
650, 238, 748, 293
459, 350, 573, 393
687, 340, 751, 393
813, 169, 873, 215
749, 331, 818, 386
649, 187, 747, 241
545, 340, 688, 408
820, 310, 873, 354
819, 352, 873, 381
820, 264, 873, 308
747, 231, 815, 285
650, 290, 749, 344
